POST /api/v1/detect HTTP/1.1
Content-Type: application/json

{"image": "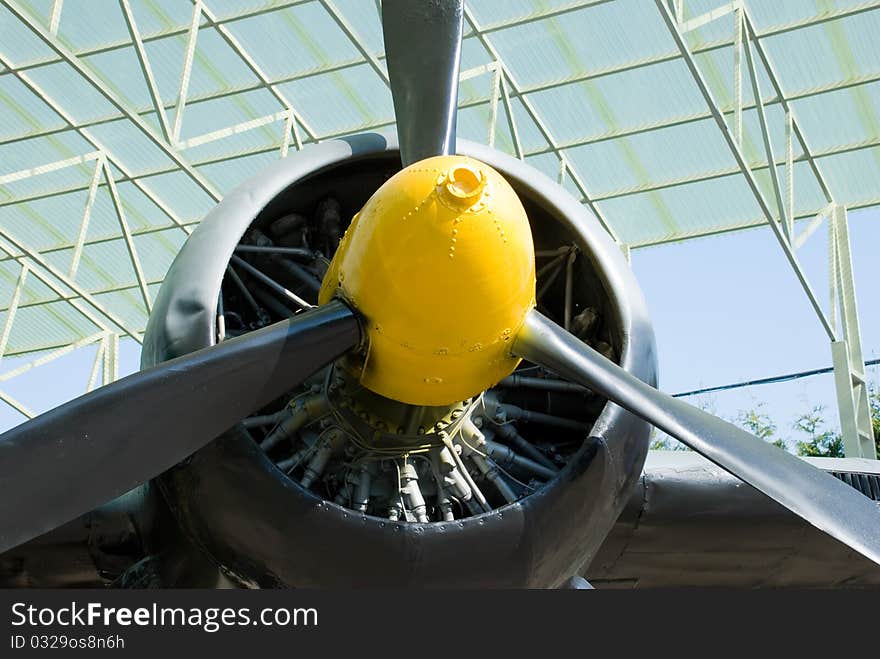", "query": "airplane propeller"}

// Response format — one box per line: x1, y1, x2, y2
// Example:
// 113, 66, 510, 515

0, 302, 359, 553
382, 0, 463, 166
513, 311, 880, 566
1, 0, 878, 571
